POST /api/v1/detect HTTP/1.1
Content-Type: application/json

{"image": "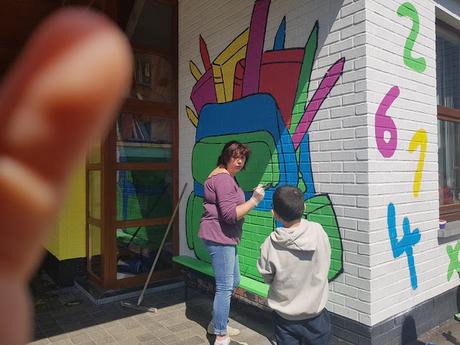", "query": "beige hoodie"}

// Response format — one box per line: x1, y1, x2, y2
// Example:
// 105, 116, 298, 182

257, 219, 331, 321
